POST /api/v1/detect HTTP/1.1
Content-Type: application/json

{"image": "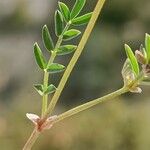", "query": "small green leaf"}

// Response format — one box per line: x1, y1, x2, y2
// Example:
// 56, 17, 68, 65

47, 63, 65, 73
44, 84, 57, 94
72, 12, 92, 26
55, 10, 64, 36
71, 0, 86, 19
125, 44, 139, 76
63, 29, 81, 41
58, 2, 70, 22
42, 25, 54, 52
34, 84, 56, 96
145, 33, 150, 62
57, 45, 77, 56
34, 84, 44, 96
34, 43, 47, 69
